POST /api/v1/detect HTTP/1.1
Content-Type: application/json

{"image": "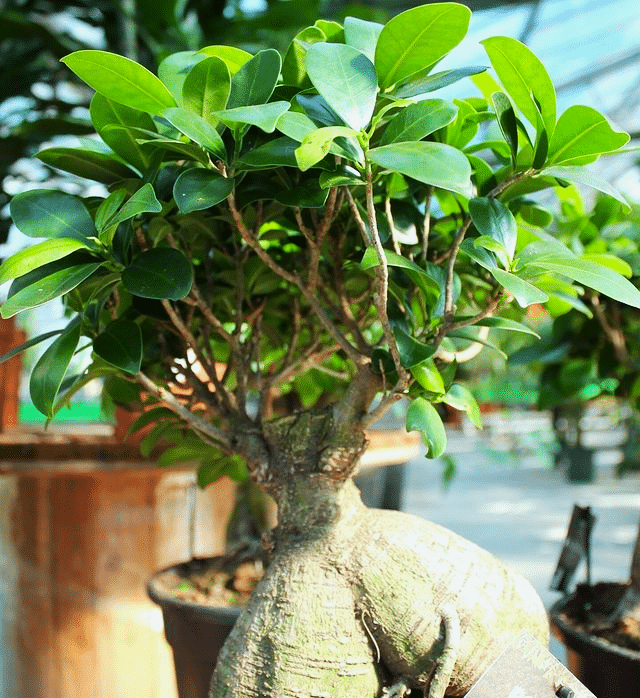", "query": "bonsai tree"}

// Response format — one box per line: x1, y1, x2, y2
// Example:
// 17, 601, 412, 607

3, 3, 640, 696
